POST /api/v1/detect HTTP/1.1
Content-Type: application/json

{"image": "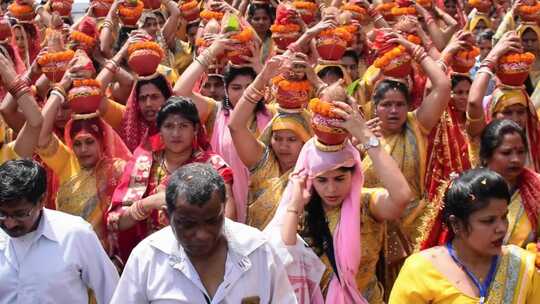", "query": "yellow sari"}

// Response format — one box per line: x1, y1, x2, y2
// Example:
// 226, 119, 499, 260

506, 191, 535, 248
389, 245, 540, 303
